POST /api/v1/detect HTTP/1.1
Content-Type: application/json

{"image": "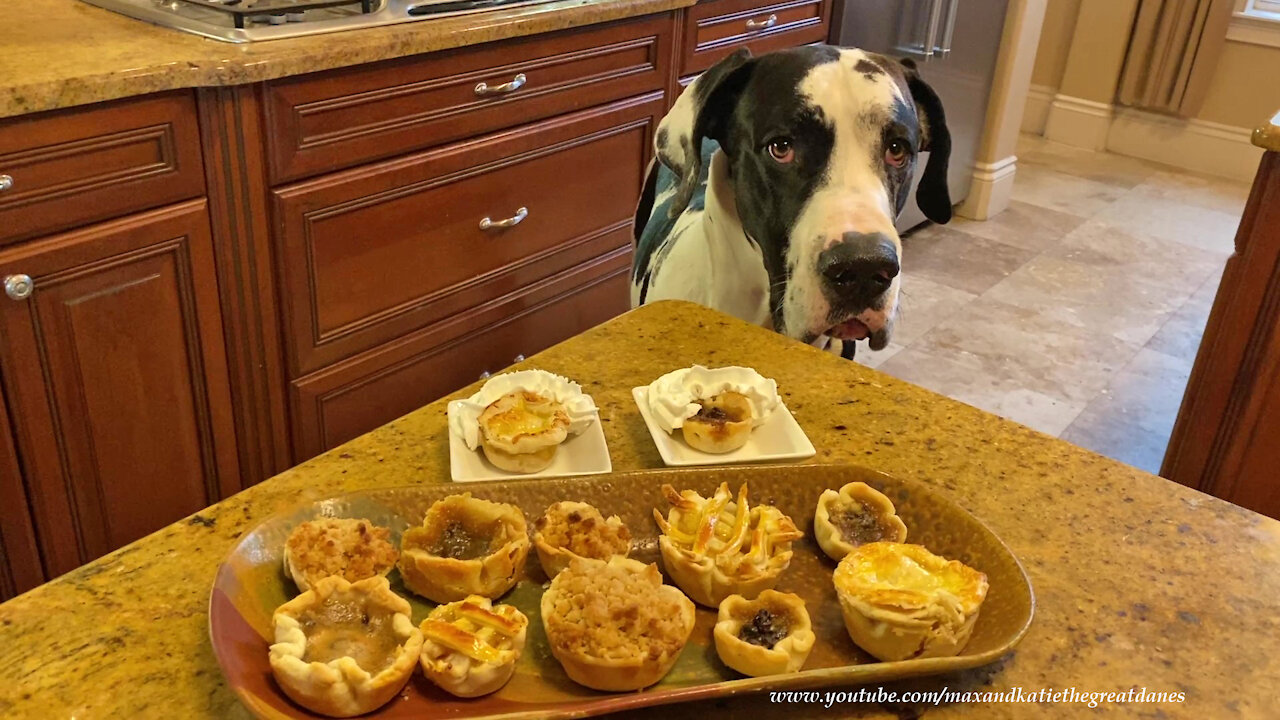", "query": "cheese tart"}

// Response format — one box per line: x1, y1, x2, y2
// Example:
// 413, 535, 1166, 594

269, 575, 422, 718
681, 391, 754, 453
814, 482, 908, 561
282, 518, 399, 592
653, 482, 803, 607
833, 542, 989, 661
533, 501, 631, 578
541, 556, 695, 691
477, 390, 570, 473
419, 595, 528, 698
398, 493, 530, 603
714, 590, 815, 676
